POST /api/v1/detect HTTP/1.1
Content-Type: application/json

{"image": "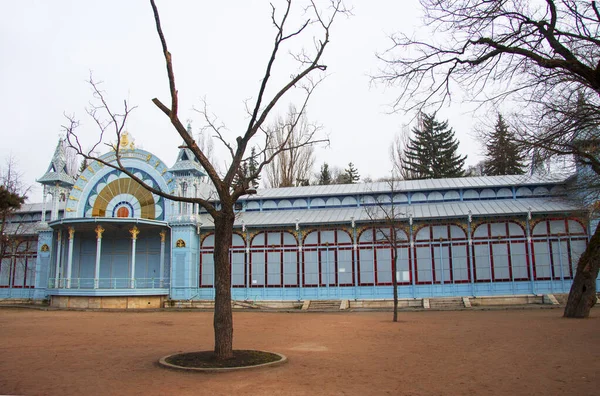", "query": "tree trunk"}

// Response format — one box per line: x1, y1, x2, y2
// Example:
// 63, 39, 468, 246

564, 223, 600, 318
212, 212, 235, 359
392, 248, 398, 322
